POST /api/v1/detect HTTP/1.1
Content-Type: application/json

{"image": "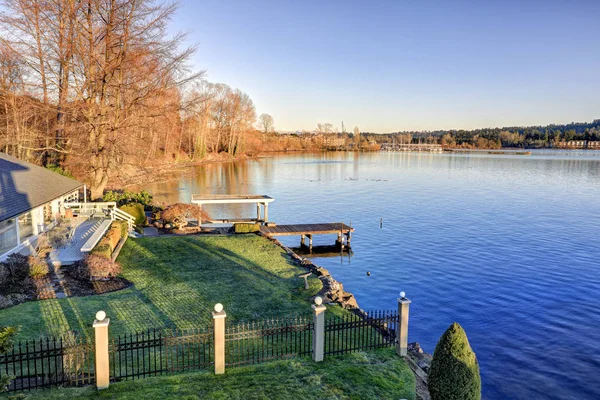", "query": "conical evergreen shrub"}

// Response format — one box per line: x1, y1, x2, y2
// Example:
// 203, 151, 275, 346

428, 322, 481, 400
